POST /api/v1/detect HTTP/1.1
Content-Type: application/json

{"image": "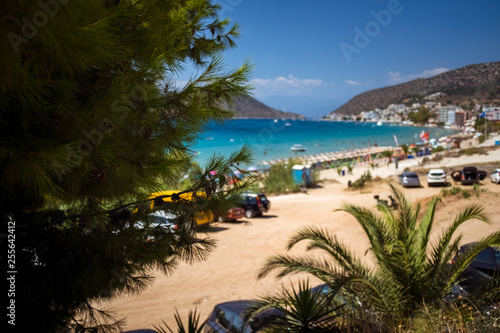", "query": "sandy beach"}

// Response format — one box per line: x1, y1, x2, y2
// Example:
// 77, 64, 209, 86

106, 138, 500, 332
